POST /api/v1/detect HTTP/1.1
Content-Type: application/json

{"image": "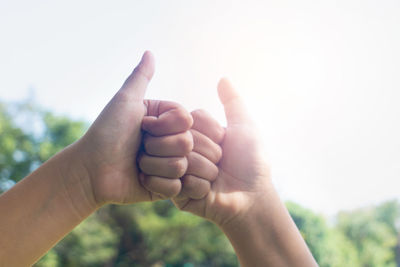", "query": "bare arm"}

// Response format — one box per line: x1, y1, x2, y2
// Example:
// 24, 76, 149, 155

220, 185, 316, 267
216, 79, 317, 266
0, 52, 193, 266
143, 78, 317, 266
0, 142, 96, 266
